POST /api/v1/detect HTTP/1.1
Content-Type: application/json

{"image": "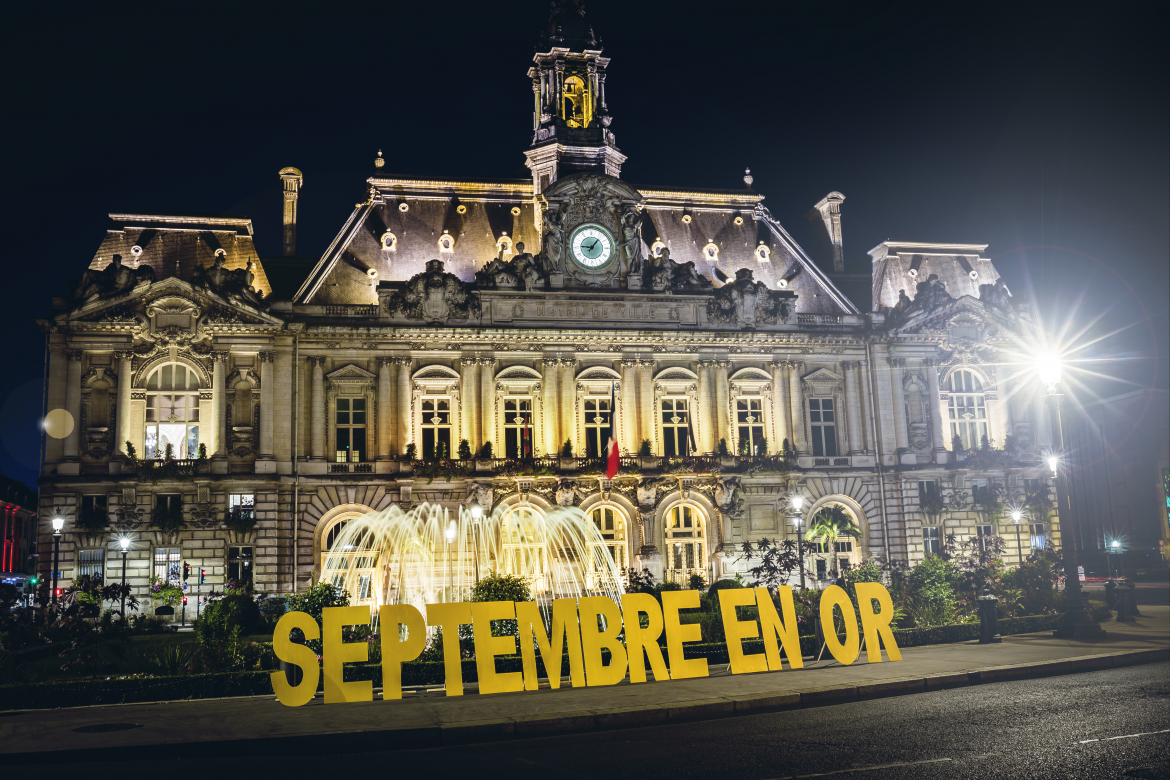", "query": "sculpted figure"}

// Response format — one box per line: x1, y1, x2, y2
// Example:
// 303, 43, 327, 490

979, 277, 1012, 313
476, 248, 518, 289
636, 478, 660, 509
75, 254, 143, 302
556, 479, 577, 507
672, 259, 711, 290
541, 208, 563, 271
648, 247, 674, 289
620, 206, 644, 275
